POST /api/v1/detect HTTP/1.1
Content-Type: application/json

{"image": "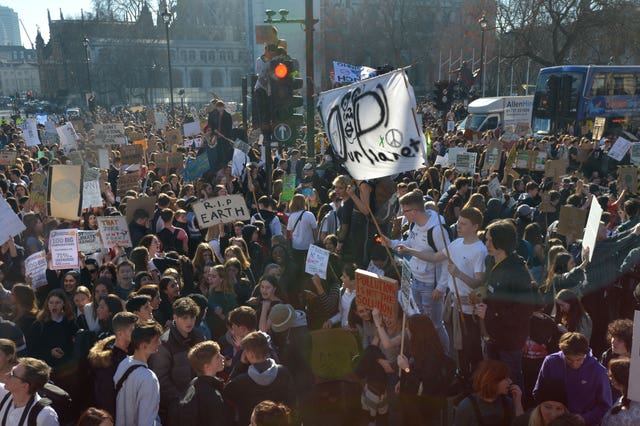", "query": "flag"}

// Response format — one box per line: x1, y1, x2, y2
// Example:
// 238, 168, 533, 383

317, 69, 426, 180
425, 130, 432, 159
